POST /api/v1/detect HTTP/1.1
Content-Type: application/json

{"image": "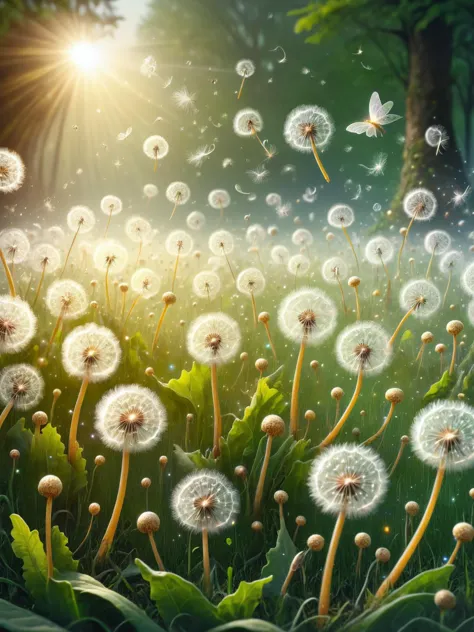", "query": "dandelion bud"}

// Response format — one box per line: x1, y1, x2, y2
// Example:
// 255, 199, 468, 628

141, 477, 152, 489
435, 343, 446, 354
9, 449, 20, 460
304, 410, 316, 422
447, 320, 463, 336
137, 511, 160, 534
421, 331, 434, 344
37, 357, 48, 368
255, 358, 268, 372
405, 501, 419, 516
162, 291, 177, 306
458, 393, 465, 400
38, 475, 63, 499
372, 289, 380, 297
159, 455, 168, 470
186, 413, 194, 423
90, 301, 99, 310
145, 367, 155, 376
385, 388, 404, 404
307, 534, 325, 551
453, 522, 474, 542
89, 502, 101, 516
399, 227, 407, 236
261, 415, 285, 437
258, 312, 270, 324
32, 411, 48, 428
234, 465, 247, 479
310, 360, 319, 371
331, 387, 344, 401
119, 283, 128, 293
290, 550, 305, 572
251, 521, 263, 532
240, 352, 248, 362
348, 276, 360, 288
274, 490, 288, 505
326, 232, 334, 242
401, 435, 409, 444
434, 590, 456, 611
375, 547, 390, 563
53, 388, 62, 400
355, 532, 371, 549
94, 455, 106, 467
360, 410, 366, 417
352, 427, 361, 438
91, 280, 98, 288
470, 489, 474, 499
295, 515, 306, 527
449, 304, 455, 310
